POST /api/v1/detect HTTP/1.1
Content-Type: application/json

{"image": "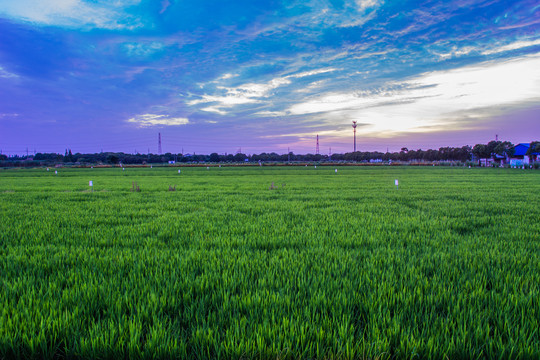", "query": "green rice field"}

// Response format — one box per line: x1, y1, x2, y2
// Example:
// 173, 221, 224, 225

1, 166, 539, 359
